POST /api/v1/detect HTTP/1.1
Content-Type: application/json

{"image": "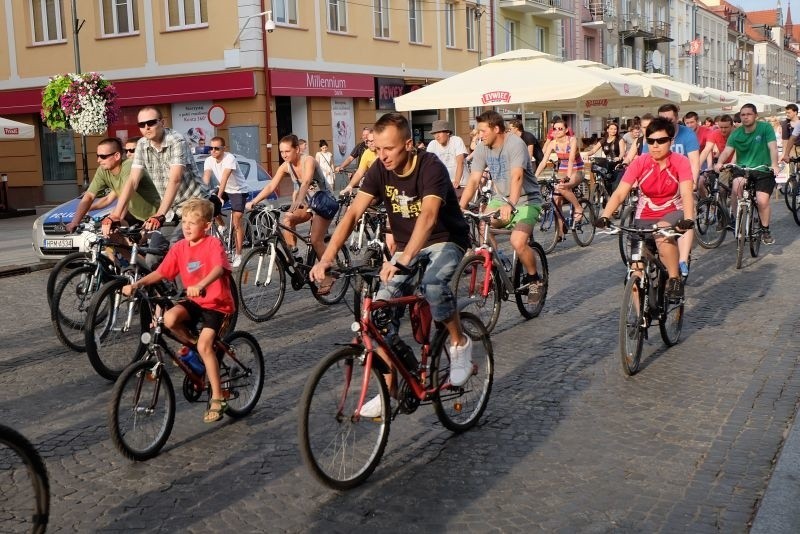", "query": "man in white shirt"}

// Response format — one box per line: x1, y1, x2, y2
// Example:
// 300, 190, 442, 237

426, 120, 468, 198
202, 136, 249, 267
